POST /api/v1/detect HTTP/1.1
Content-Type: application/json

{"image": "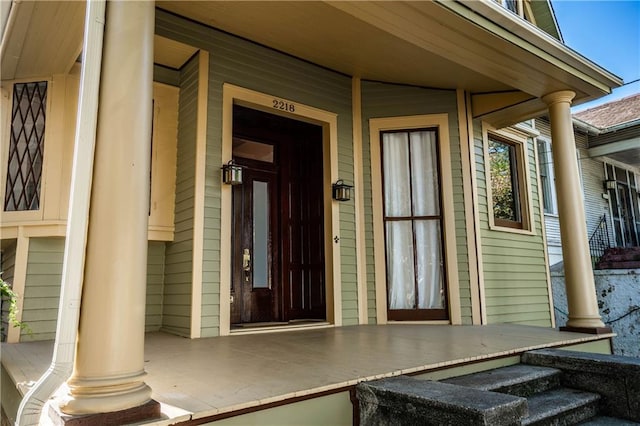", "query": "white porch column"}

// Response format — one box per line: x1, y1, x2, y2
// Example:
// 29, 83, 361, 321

61, 0, 156, 415
542, 91, 609, 333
